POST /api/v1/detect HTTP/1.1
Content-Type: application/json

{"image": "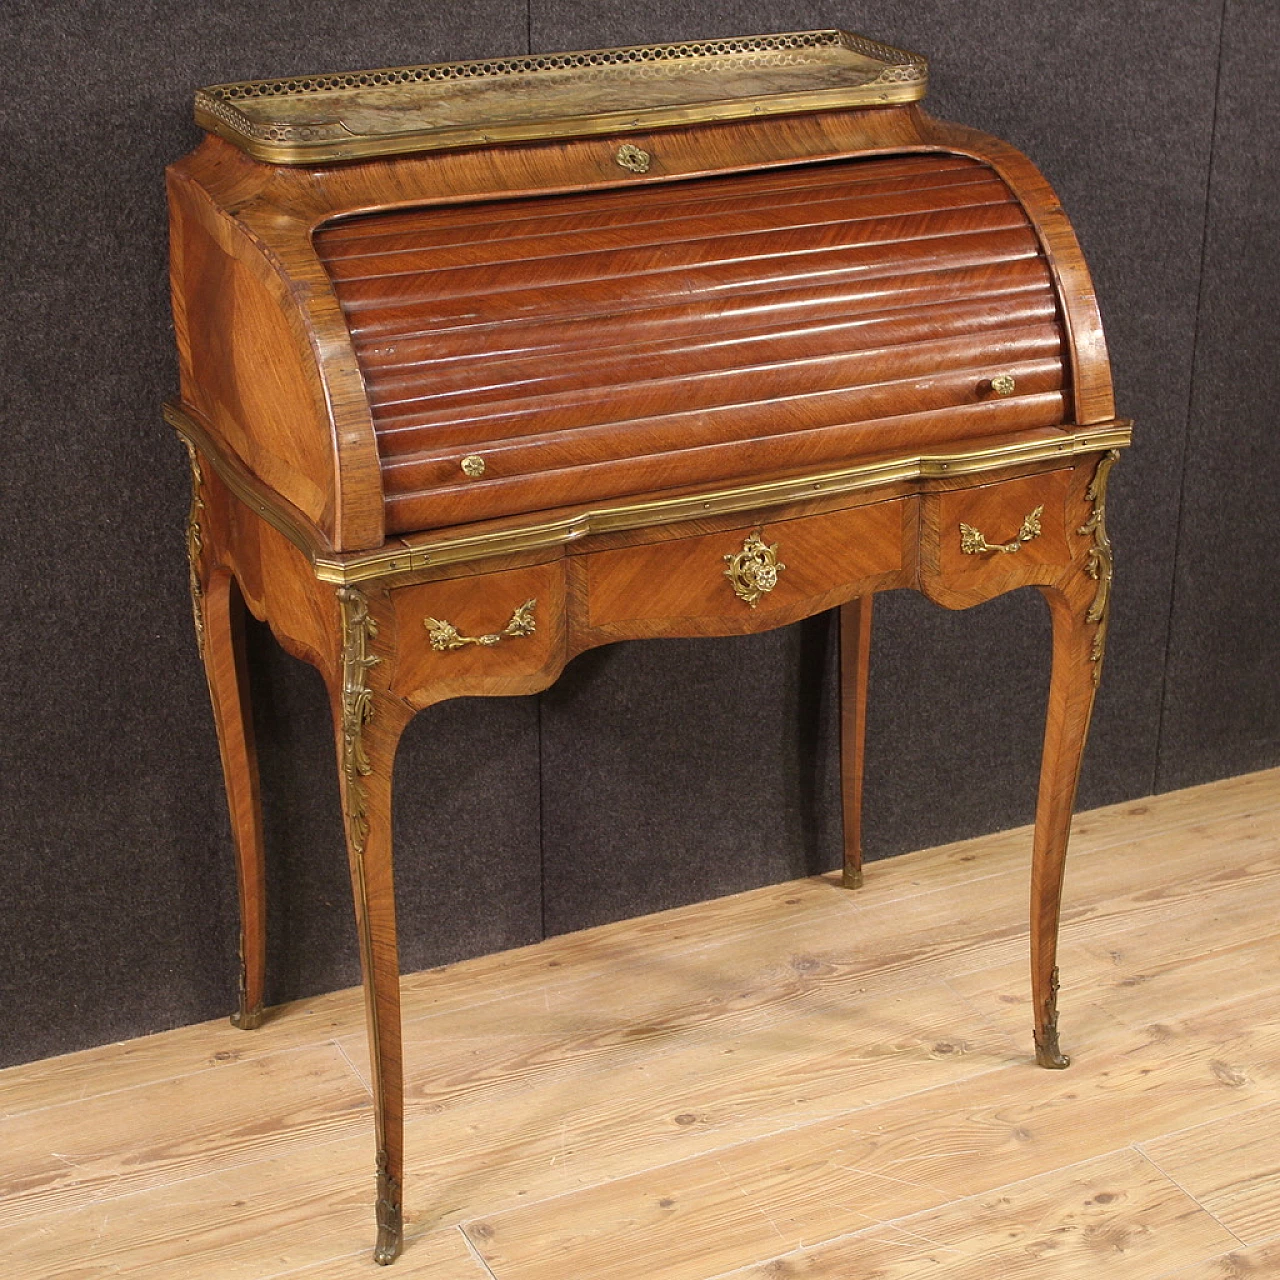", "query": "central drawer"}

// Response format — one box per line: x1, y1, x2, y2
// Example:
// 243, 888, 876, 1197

585, 498, 909, 630
314, 152, 1069, 536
